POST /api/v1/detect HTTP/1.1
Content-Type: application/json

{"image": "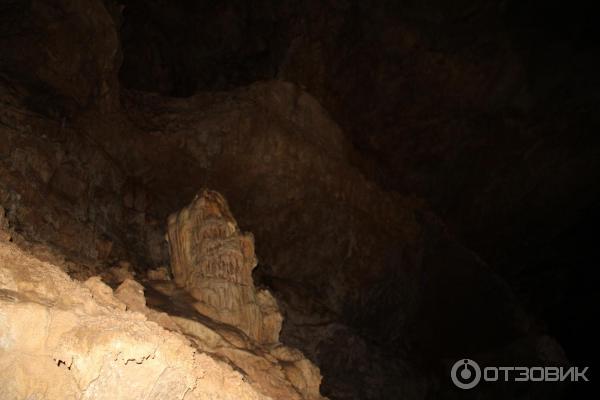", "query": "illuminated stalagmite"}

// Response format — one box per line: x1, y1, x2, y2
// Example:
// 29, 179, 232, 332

167, 189, 282, 343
